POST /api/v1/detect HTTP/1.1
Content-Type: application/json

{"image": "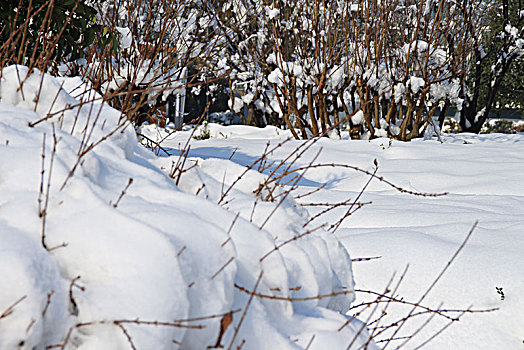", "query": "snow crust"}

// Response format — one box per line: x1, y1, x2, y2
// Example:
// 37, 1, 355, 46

0, 66, 373, 349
